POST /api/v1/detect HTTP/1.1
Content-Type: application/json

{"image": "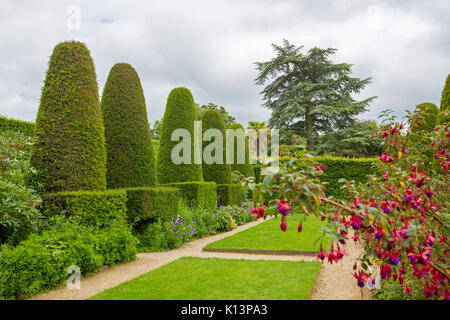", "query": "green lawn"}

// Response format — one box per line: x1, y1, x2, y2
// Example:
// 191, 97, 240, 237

204, 214, 331, 253
89, 257, 321, 300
